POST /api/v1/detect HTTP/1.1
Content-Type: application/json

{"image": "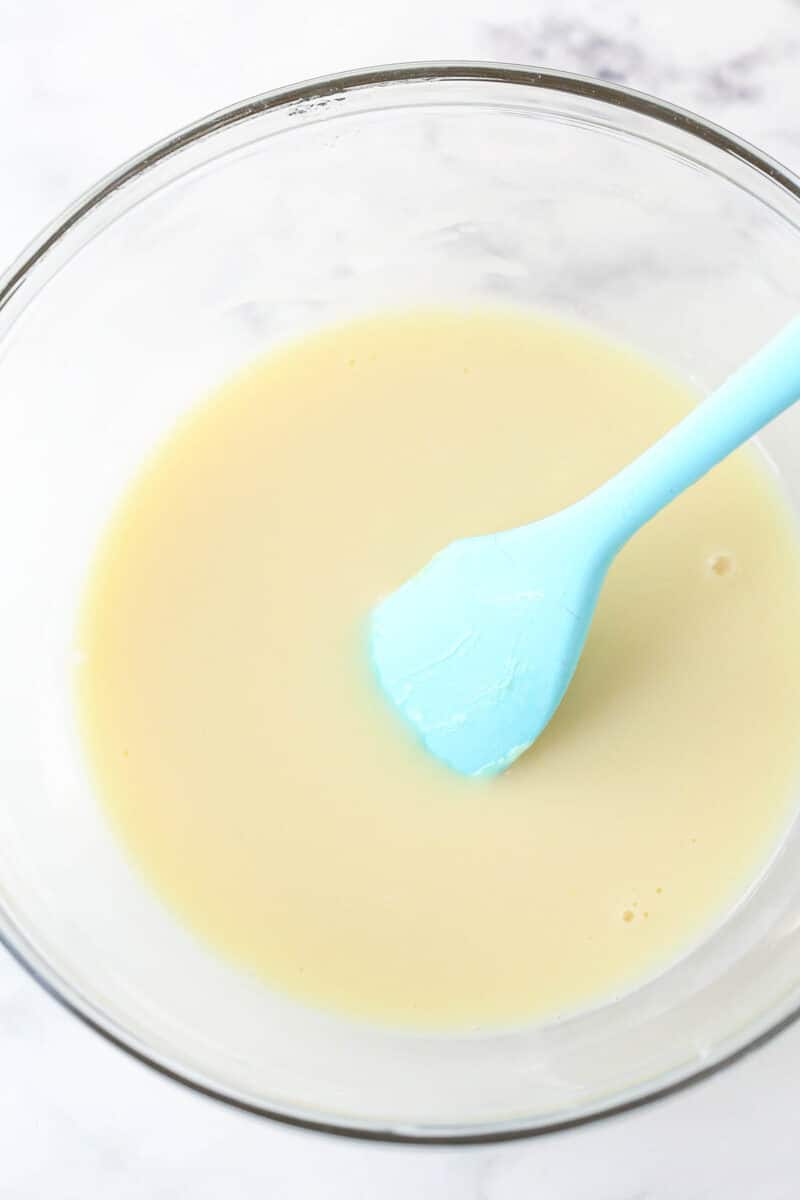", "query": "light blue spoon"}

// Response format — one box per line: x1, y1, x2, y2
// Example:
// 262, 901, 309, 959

369, 317, 800, 777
